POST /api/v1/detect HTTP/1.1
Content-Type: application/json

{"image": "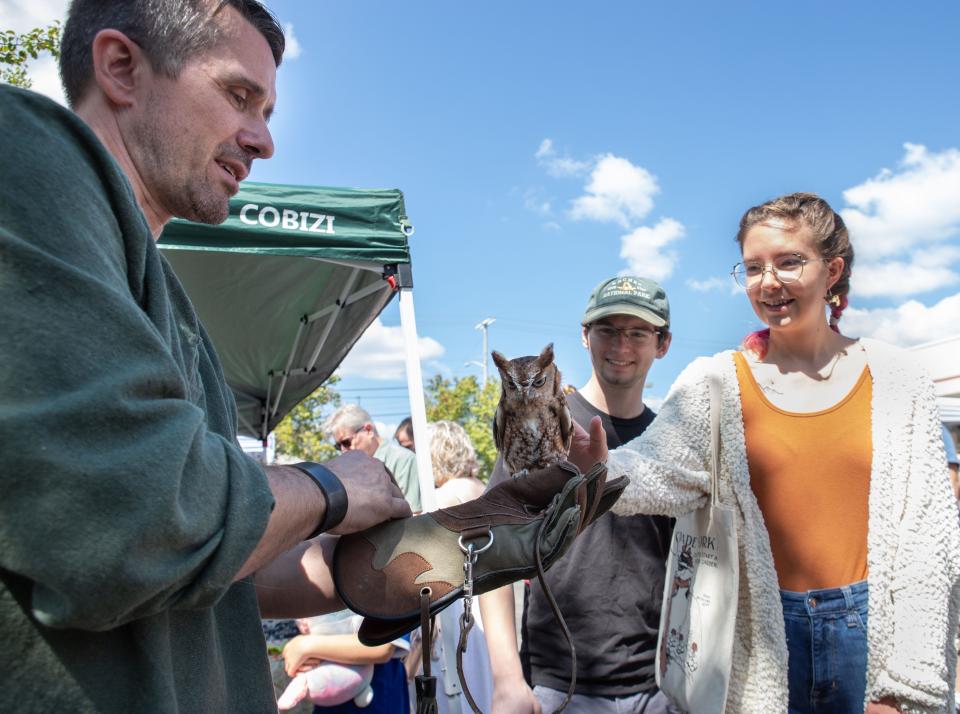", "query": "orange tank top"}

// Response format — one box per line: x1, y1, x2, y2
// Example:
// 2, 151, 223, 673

734, 351, 872, 591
